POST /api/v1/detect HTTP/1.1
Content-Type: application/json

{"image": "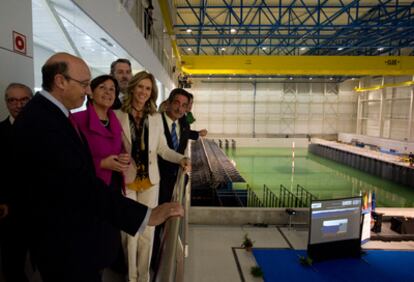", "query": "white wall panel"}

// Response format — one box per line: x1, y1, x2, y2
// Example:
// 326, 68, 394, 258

190, 79, 358, 137
358, 76, 414, 141
0, 0, 34, 120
